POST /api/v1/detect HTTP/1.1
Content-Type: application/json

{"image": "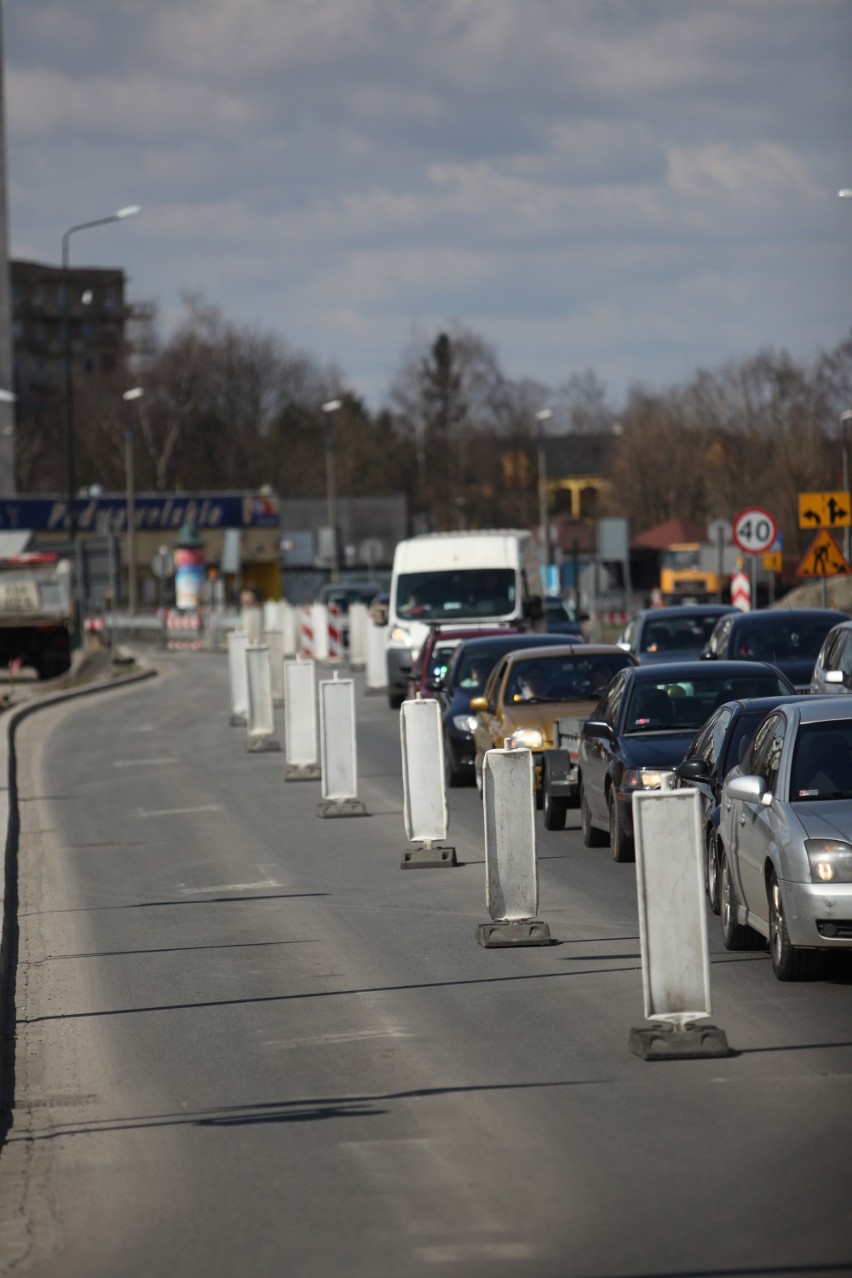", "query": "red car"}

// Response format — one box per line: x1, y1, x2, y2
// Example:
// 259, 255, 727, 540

406, 626, 523, 701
